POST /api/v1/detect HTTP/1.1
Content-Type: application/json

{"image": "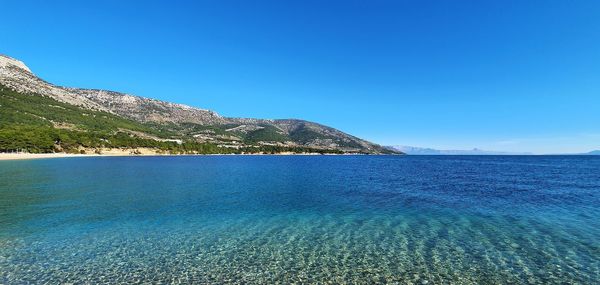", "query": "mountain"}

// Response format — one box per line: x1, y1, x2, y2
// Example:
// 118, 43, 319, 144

386, 145, 531, 155
0, 55, 397, 154
582, 150, 600, 155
